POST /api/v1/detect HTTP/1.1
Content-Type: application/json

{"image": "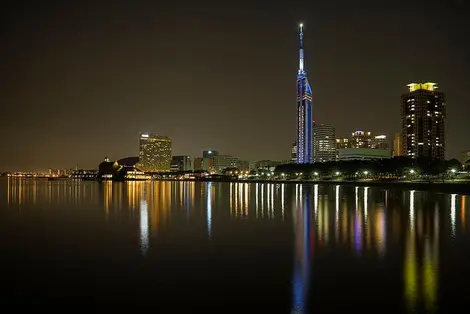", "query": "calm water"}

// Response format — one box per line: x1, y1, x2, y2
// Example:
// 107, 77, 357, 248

1, 178, 469, 312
